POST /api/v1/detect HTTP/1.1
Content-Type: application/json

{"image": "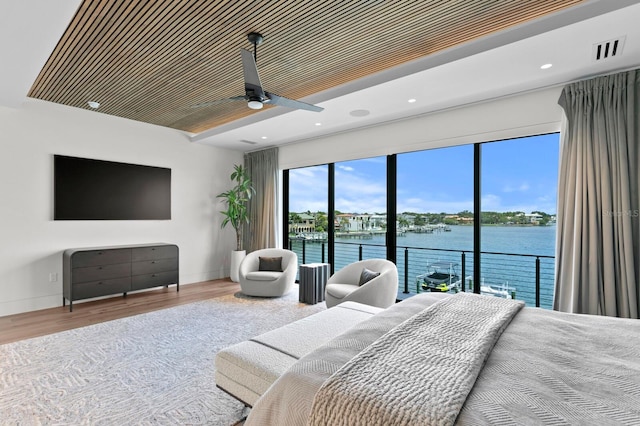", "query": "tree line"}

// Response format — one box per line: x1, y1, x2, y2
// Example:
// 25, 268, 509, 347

290, 210, 554, 232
